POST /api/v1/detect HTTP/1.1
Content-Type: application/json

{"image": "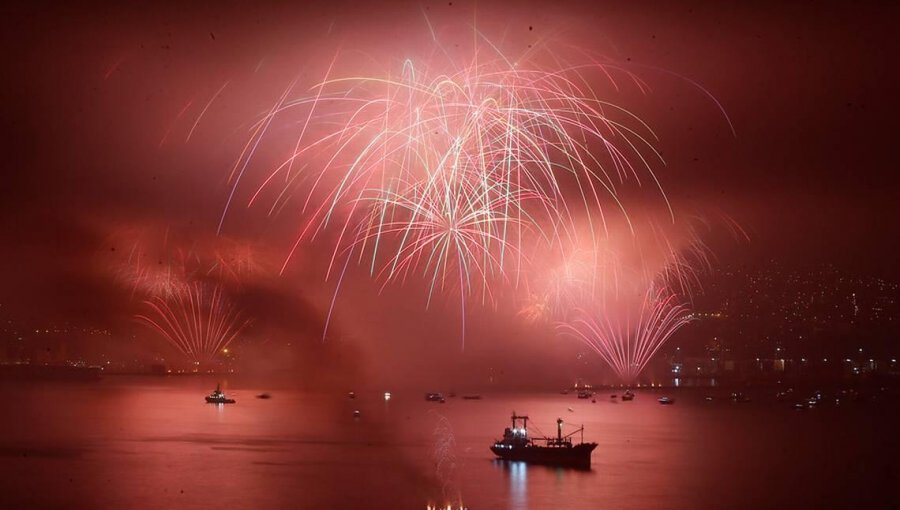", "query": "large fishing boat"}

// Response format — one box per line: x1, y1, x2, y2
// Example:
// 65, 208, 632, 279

490, 413, 597, 468
205, 384, 235, 404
